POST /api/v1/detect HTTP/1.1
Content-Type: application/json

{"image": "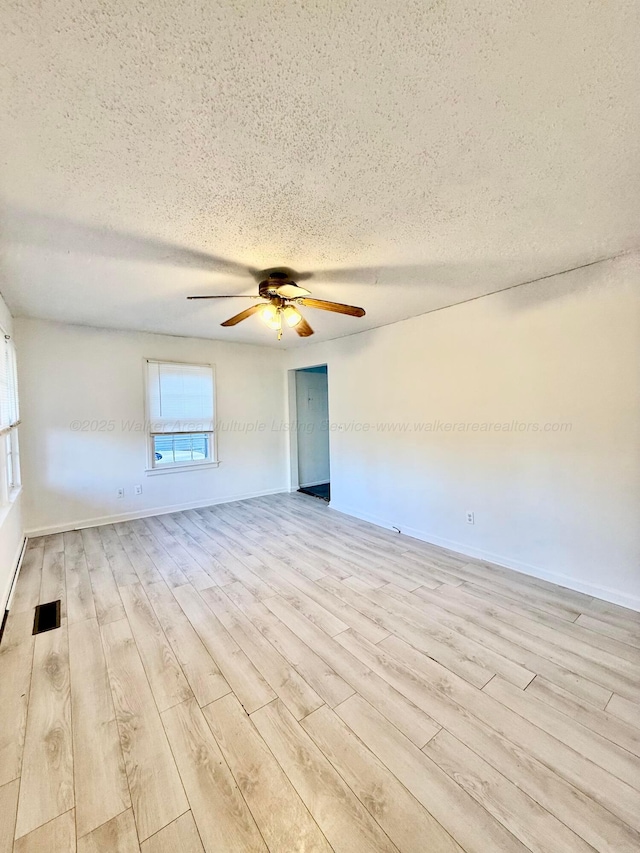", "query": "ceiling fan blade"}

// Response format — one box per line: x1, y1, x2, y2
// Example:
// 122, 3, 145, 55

187, 295, 261, 300
297, 297, 365, 317
274, 283, 311, 298
295, 315, 314, 337
220, 304, 267, 326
